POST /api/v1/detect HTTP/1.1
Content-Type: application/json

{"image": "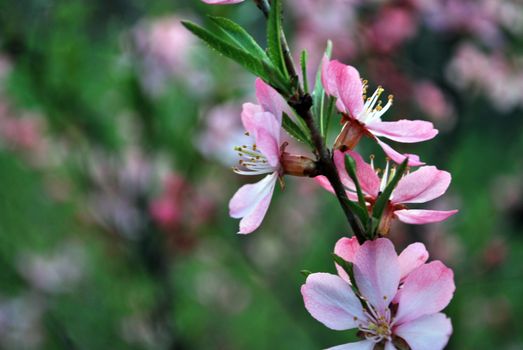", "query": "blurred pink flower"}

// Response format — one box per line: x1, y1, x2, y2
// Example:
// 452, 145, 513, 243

132, 16, 209, 95
322, 58, 437, 166
290, 0, 358, 72
316, 151, 457, 234
416, 0, 502, 46
446, 44, 523, 112
149, 173, 214, 249
87, 149, 159, 239
365, 7, 417, 54
150, 174, 186, 230
302, 238, 455, 350
0, 294, 44, 349
196, 103, 246, 166
414, 81, 455, 124
17, 242, 87, 294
